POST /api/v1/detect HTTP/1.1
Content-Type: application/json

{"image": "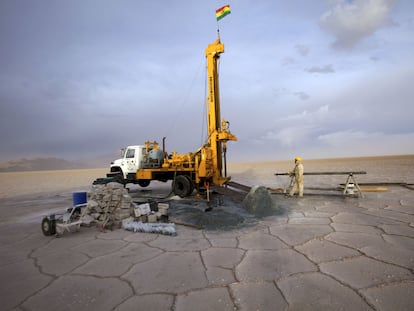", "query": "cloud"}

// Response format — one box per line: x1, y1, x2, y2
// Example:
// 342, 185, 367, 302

259, 125, 314, 148
305, 64, 335, 73
294, 92, 310, 101
254, 105, 330, 148
282, 57, 295, 66
319, 0, 397, 49
241, 63, 414, 160
282, 44, 310, 67
317, 130, 414, 156
295, 44, 310, 57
